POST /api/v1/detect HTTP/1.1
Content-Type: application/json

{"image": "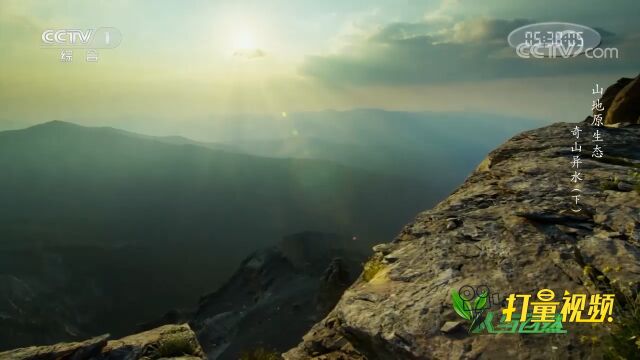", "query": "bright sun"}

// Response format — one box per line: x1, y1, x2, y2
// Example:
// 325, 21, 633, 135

232, 29, 256, 50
